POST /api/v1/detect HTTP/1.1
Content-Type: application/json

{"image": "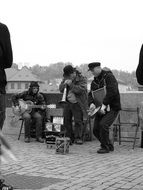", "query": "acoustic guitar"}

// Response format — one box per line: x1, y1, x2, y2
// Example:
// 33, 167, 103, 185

12, 99, 48, 116
88, 106, 101, 118
88, 87, 110, 118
